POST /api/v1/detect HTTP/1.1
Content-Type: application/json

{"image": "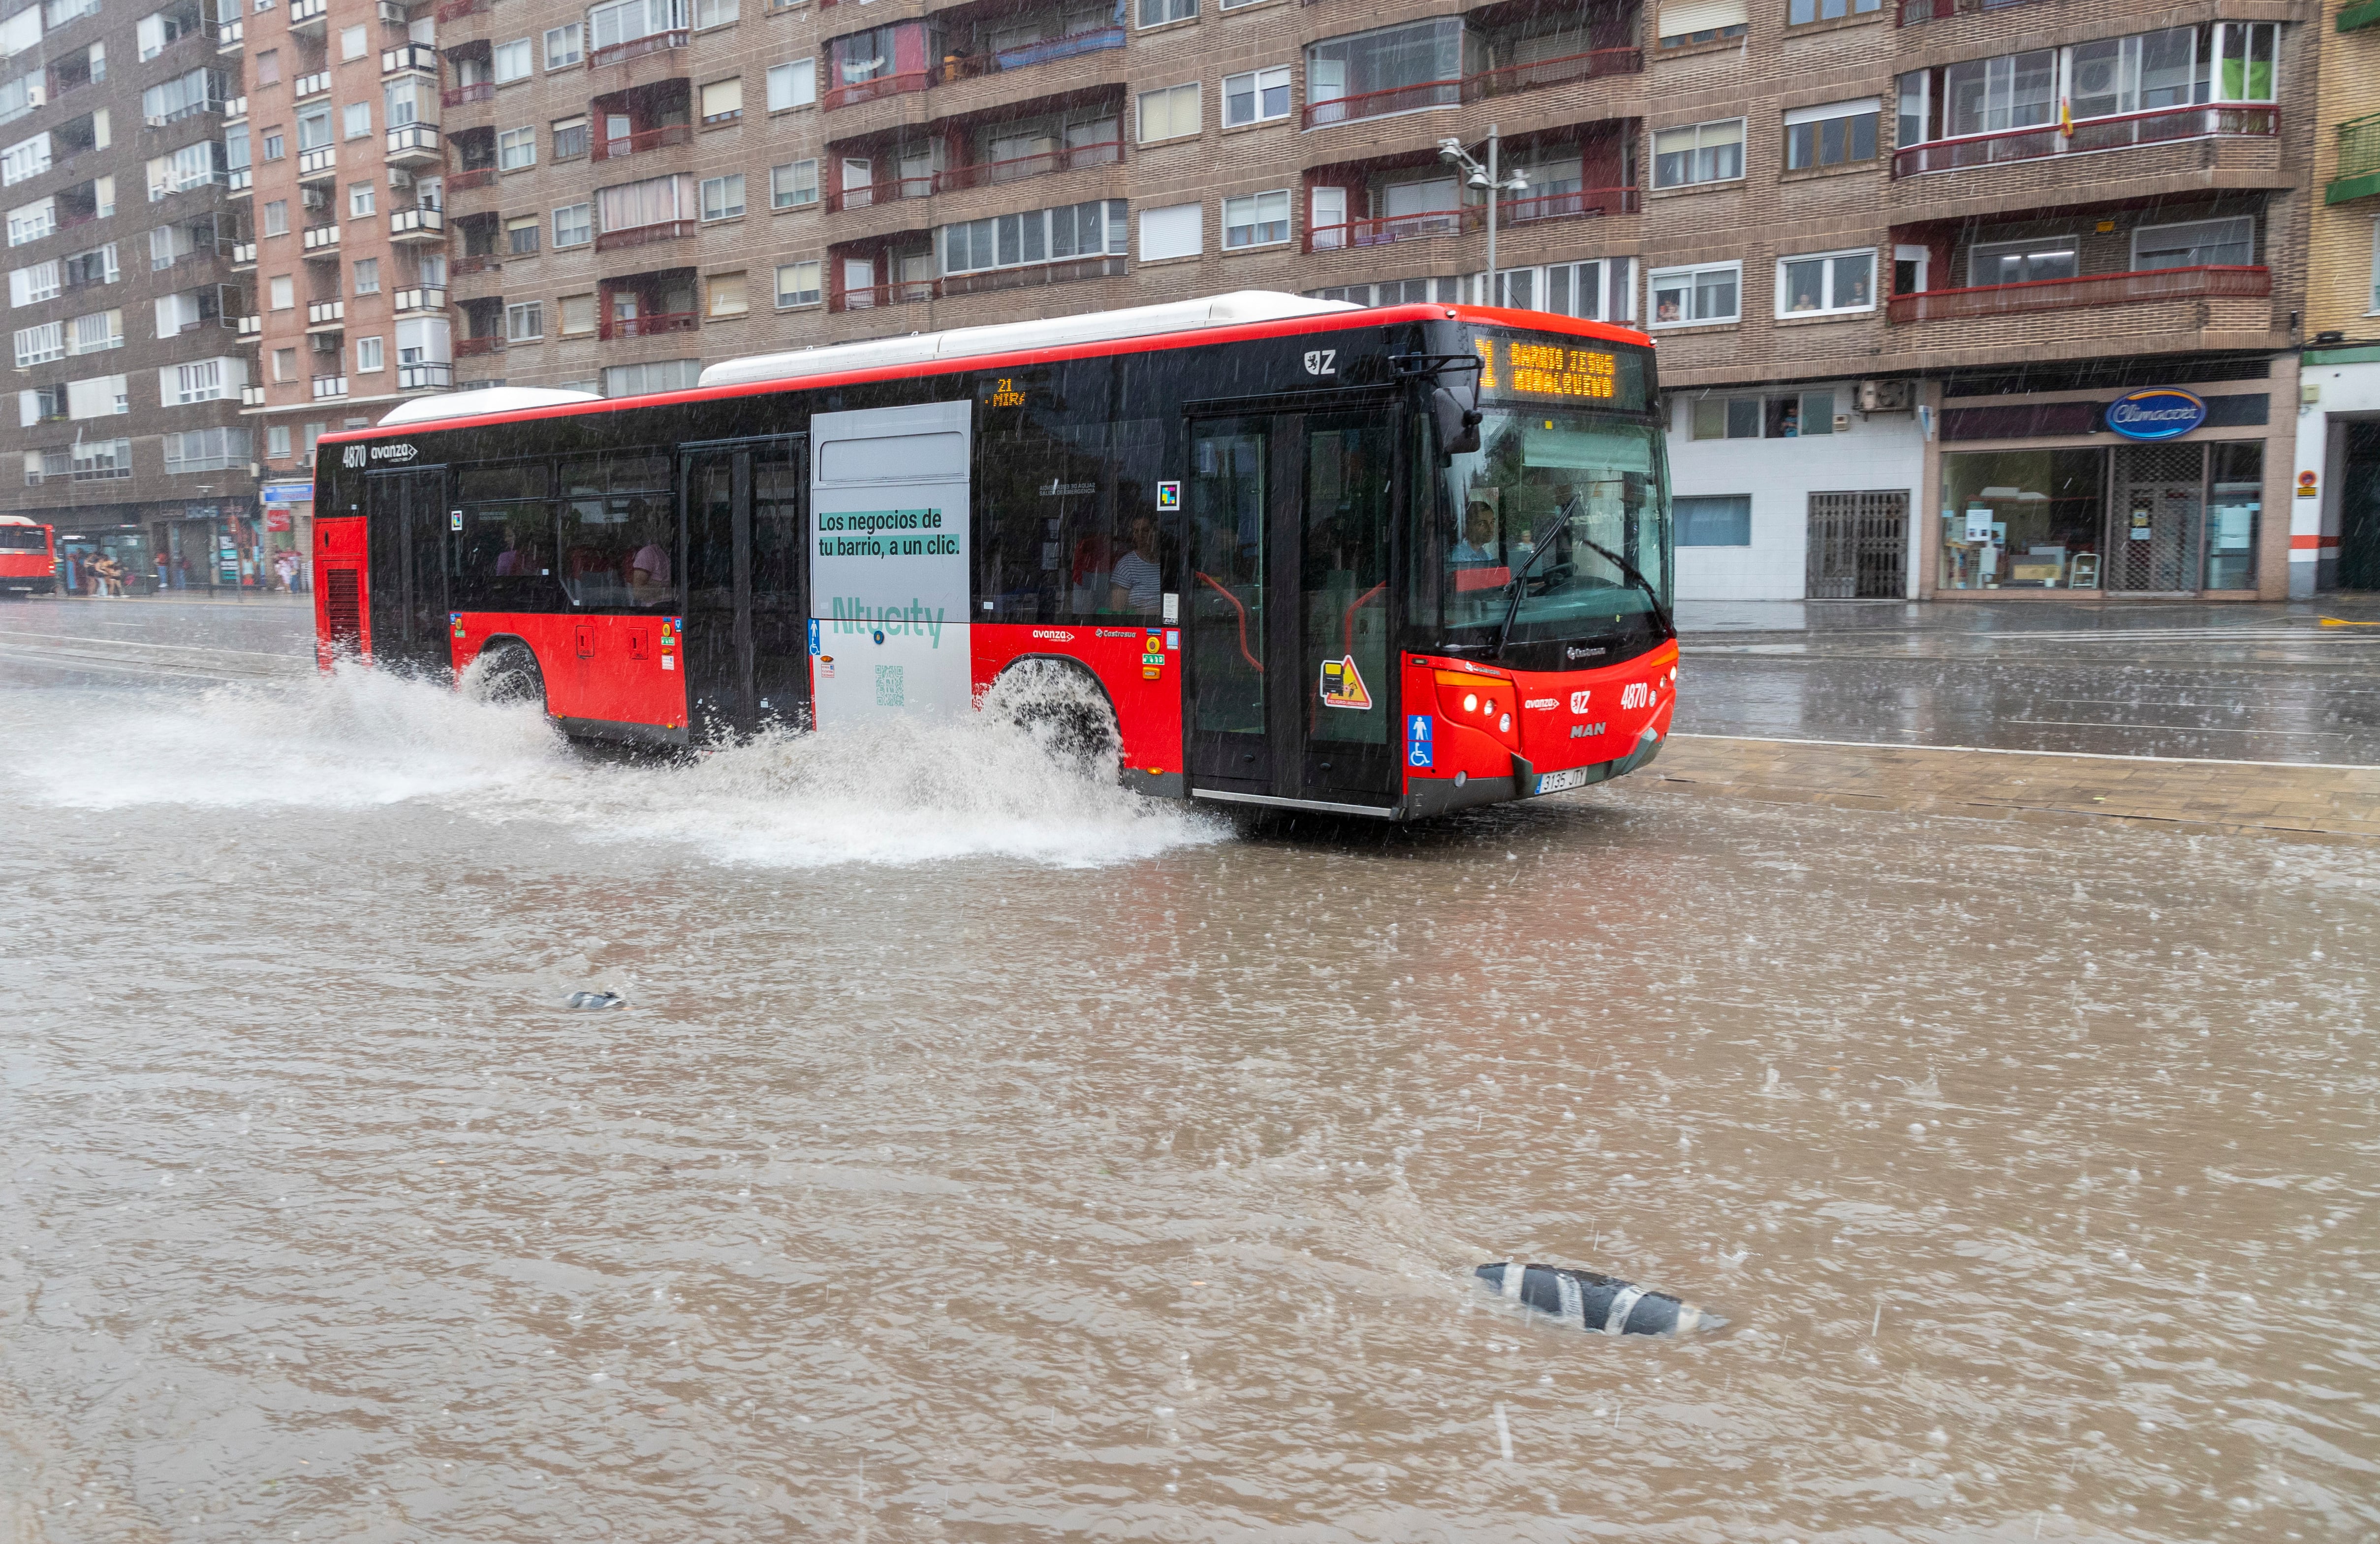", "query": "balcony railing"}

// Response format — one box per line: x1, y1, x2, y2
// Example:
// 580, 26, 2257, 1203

454, 335, 503, 355
1899, 0, 2047, 23
588, 29, 687, 68
434, 0, 487, 20
443, 80, 494, 106
595, 218, 696, 251
240, 383, 265, 406
294, 70, 331, 98
933, 137, 1120, 193
446, 166, 496, 190
452, 252, 501, 274
382, 43, 438, 74
821, 23, 1126, 112
394, 285, 447, 311
593, 122, 693, 161
308, 298, 345, 325
597, 310, 697, 340
386, 122, 442, 160
829, 254, 1121, 310
311, 373, 347, 399
215, 17, 241, 48
389, 205, 447, 238
1304, 187, 1637, 251
297, 146, 338, 179
399, 361, 454, 389
1893, 103, 2280, 177
301, 223, 342, 253
290, 0, 328, 26
1299, 46, 1642, 129
1886, 264, 2271, 324
2329, 111, 2380, 205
